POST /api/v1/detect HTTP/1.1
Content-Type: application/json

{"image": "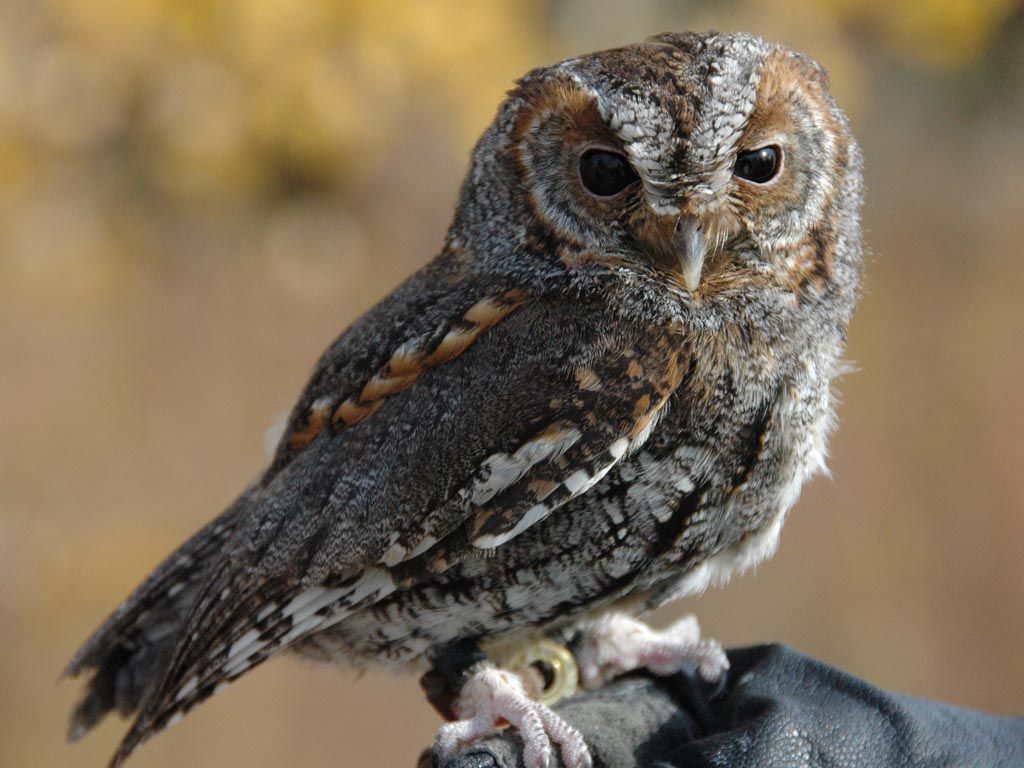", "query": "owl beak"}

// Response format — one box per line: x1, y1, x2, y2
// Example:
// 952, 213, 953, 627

673, 215, 706, 293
